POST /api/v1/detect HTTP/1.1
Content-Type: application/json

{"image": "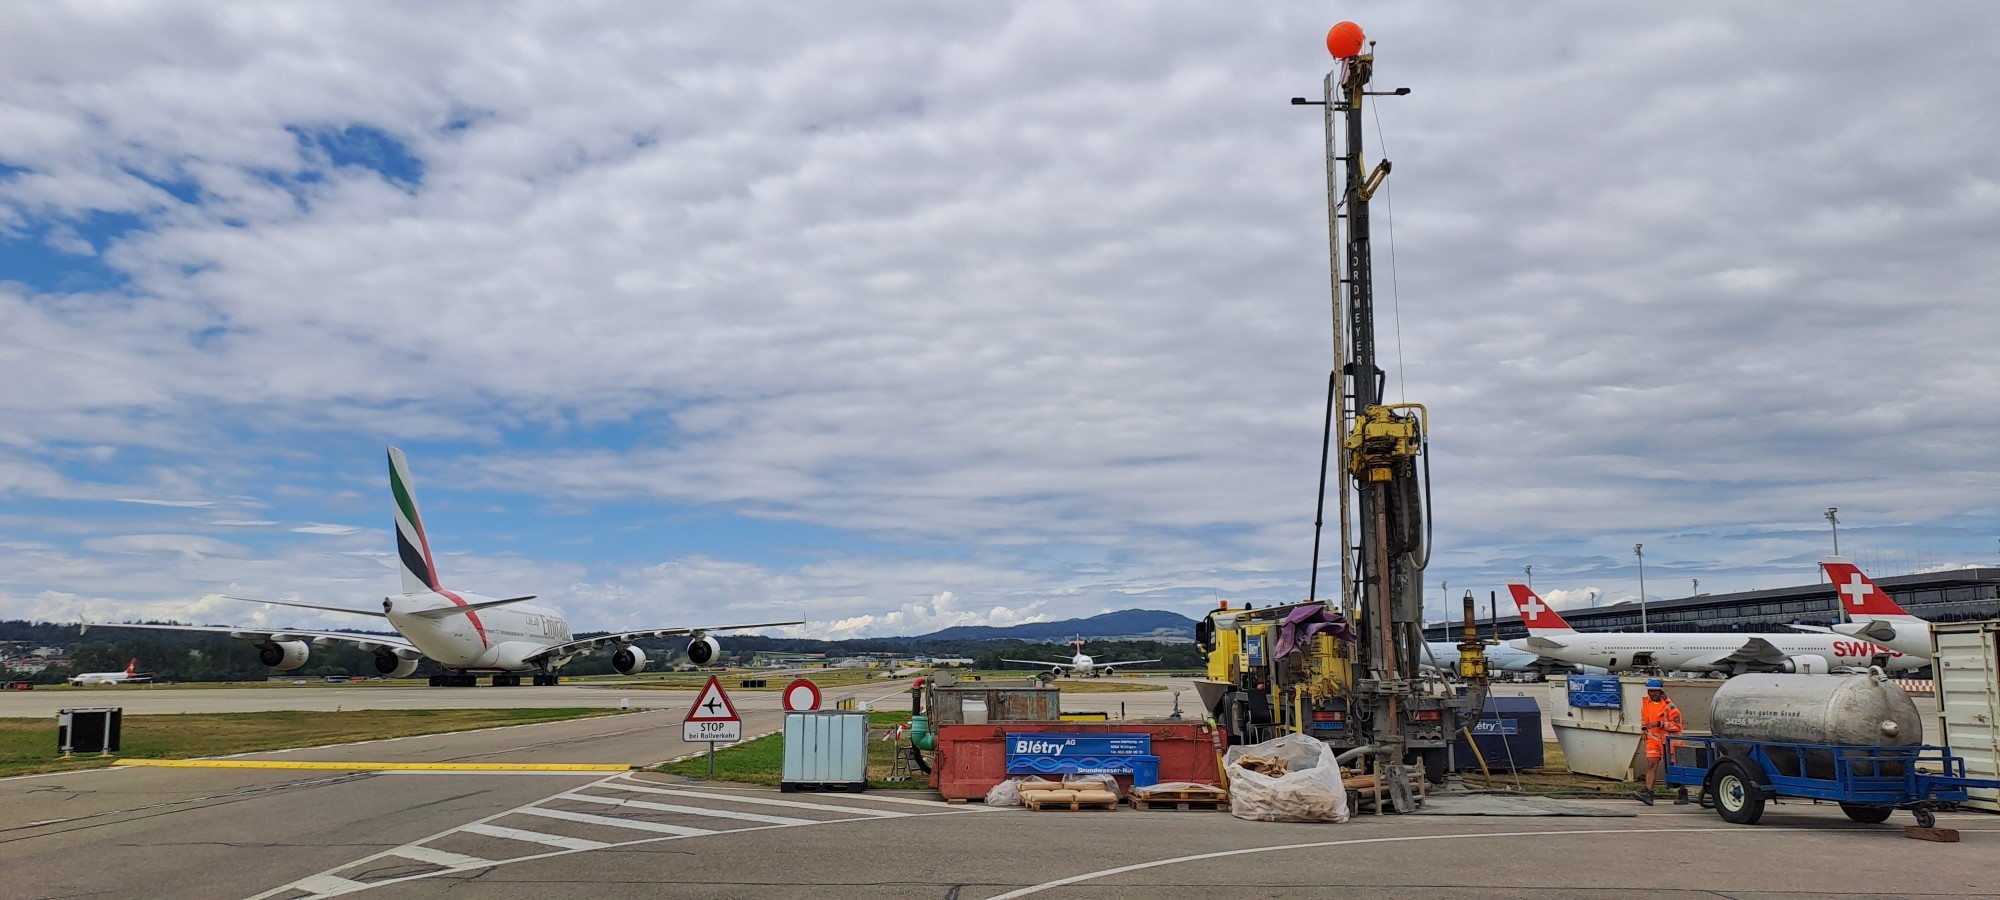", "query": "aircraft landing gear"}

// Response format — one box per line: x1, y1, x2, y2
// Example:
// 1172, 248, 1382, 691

532, 673, 559, 686
492, 674, 522, 687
